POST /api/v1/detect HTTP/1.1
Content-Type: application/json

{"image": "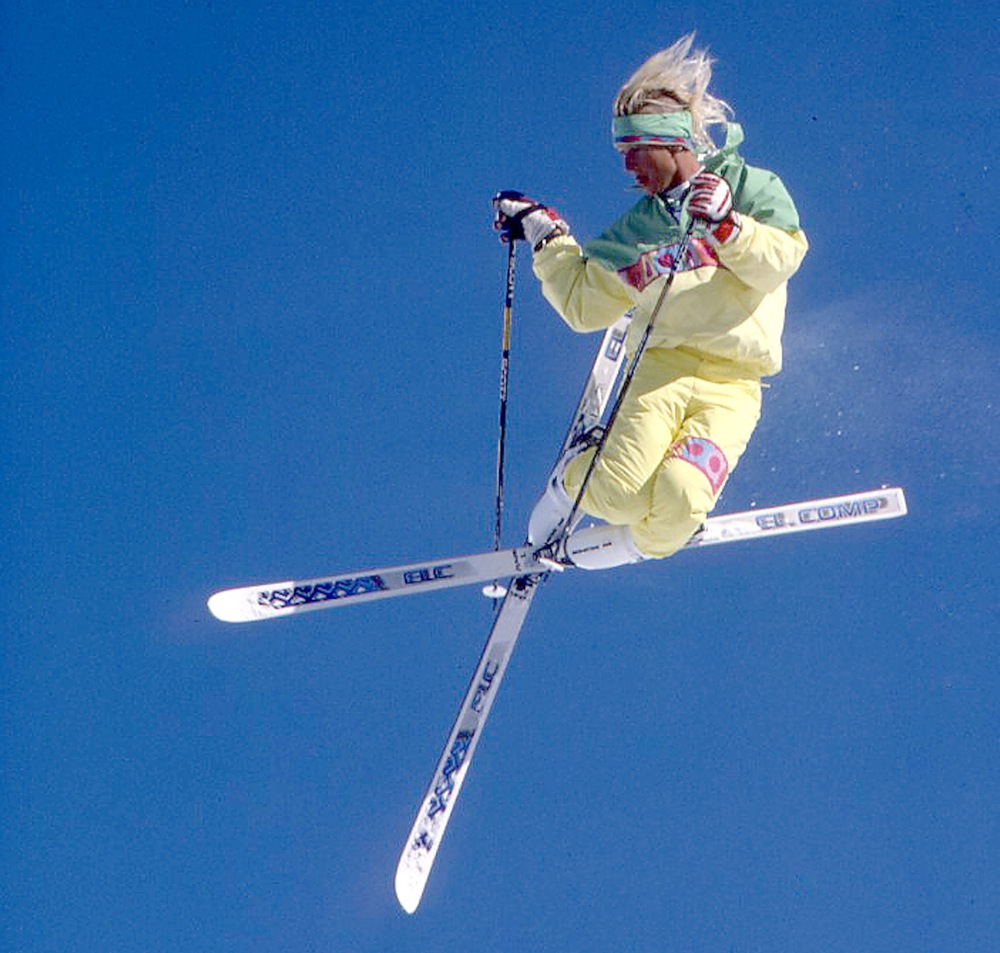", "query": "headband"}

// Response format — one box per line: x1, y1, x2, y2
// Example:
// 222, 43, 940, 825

612, 111, 695, 152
